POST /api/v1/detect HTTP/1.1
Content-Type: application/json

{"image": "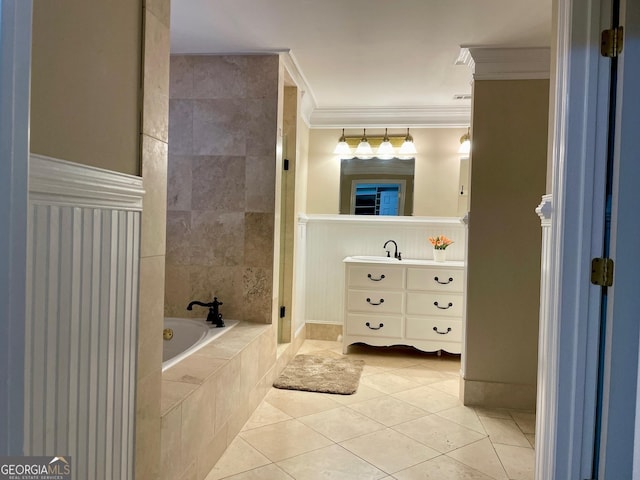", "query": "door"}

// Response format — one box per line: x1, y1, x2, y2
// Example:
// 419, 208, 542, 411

378, 190, 399, 216
595, 0, 640, 477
